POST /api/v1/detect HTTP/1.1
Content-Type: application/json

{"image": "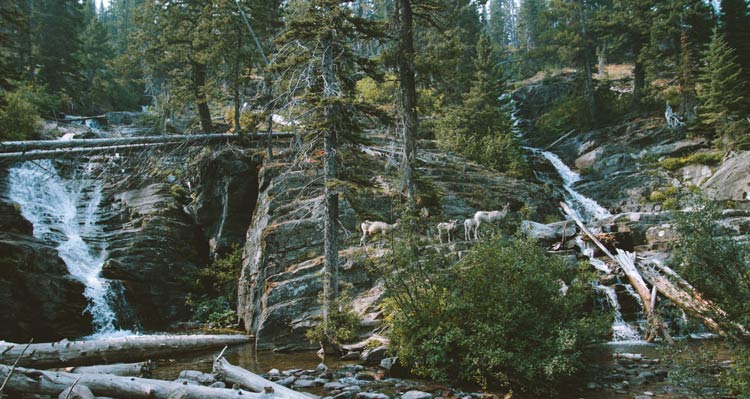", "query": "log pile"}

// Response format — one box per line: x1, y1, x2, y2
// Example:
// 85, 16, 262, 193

0, 336, 314, 399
